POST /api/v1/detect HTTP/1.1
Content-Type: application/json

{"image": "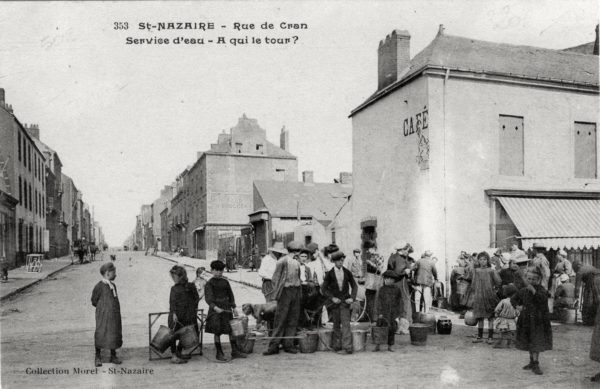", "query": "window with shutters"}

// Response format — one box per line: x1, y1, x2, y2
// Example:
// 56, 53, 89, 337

498, 115, 524, 176
574, 122, 597, 178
